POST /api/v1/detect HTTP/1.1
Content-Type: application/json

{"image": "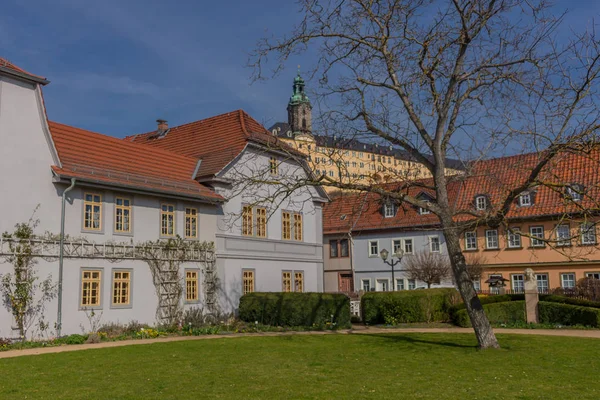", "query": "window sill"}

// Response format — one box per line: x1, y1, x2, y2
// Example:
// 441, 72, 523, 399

79, 306, 103, 311
114, 231, 134, 237
483, 248, 500, 251
527, 246, 546, 249
579, 243, 598, 247
110, 304, 133, 310
505, 246, 523, 250
463, 249, 479, 252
